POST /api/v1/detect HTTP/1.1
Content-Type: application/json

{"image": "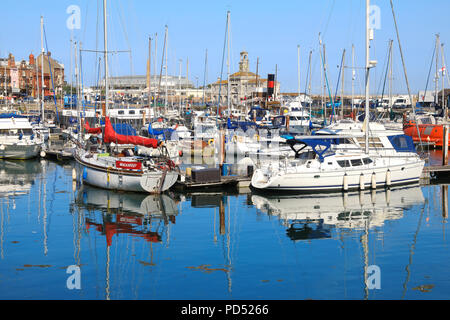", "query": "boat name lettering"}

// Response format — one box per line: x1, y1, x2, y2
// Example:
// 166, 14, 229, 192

116, 161, 142, 170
